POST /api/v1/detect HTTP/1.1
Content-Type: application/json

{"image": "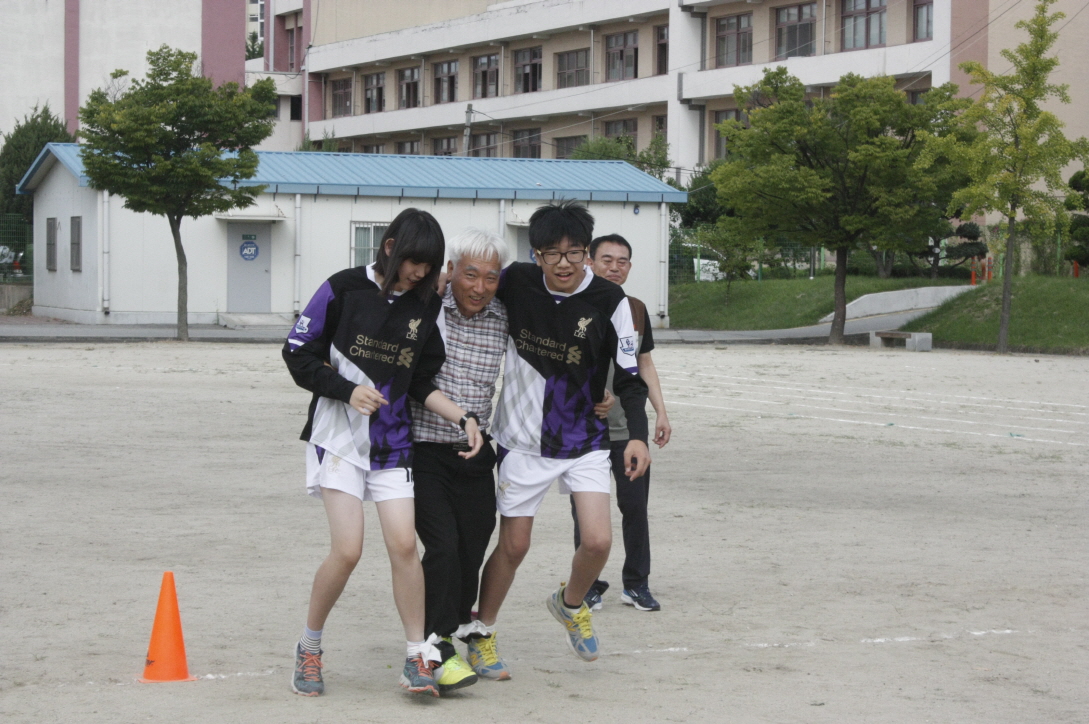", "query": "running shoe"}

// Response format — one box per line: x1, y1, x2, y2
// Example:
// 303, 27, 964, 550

435, 639, 478, 692
291, 643, 324, 696
583, 579, 610, 612
620, 585, 662, 612
461, 625, 511, 680
400, 654, 440, 697
546, 584, 600, 661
